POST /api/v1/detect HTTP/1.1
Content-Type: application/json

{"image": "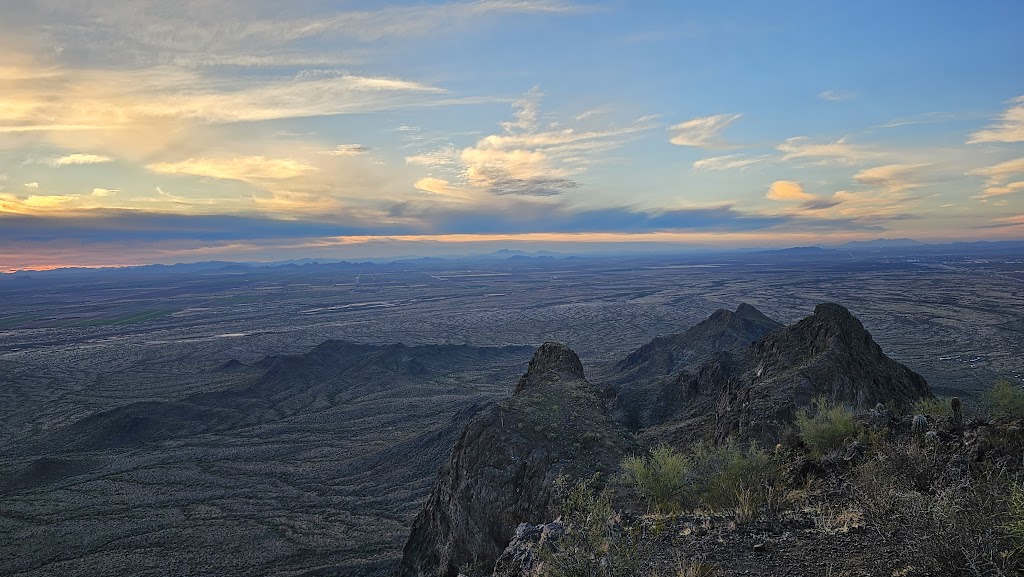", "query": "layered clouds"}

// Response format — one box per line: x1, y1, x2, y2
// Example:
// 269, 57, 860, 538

2, 1, 1023, 269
